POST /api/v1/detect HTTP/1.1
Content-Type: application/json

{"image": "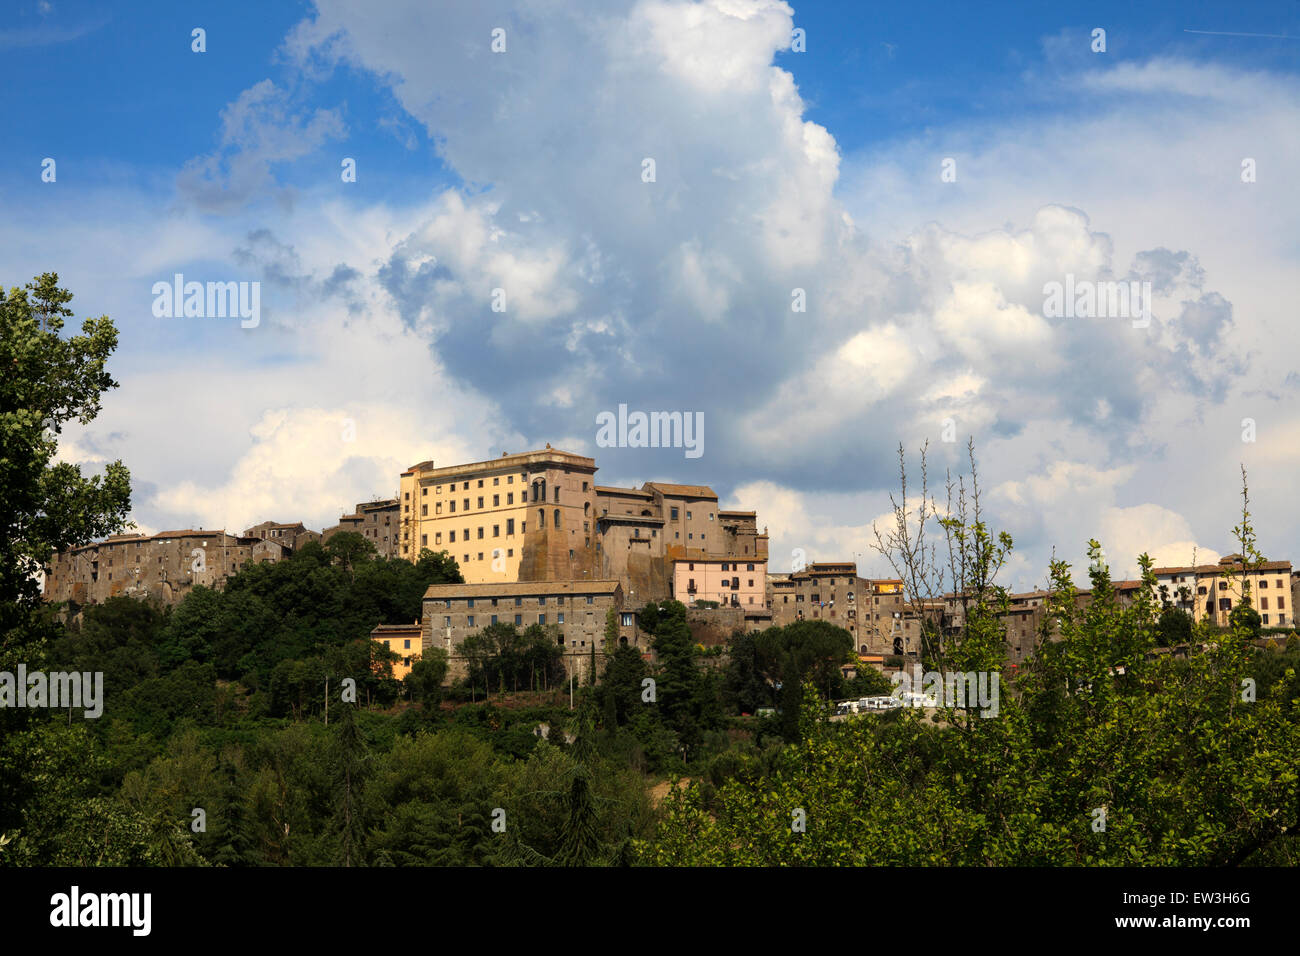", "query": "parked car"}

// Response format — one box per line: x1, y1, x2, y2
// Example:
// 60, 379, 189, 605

860, 696, 902, 711
898, 691, 939, 708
